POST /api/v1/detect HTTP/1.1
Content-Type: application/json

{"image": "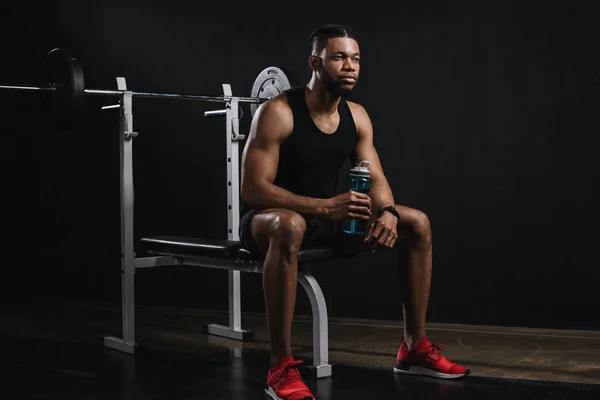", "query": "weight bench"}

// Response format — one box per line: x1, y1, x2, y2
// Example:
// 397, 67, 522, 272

133, 237, 341, 378
101, 76, 341, 378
